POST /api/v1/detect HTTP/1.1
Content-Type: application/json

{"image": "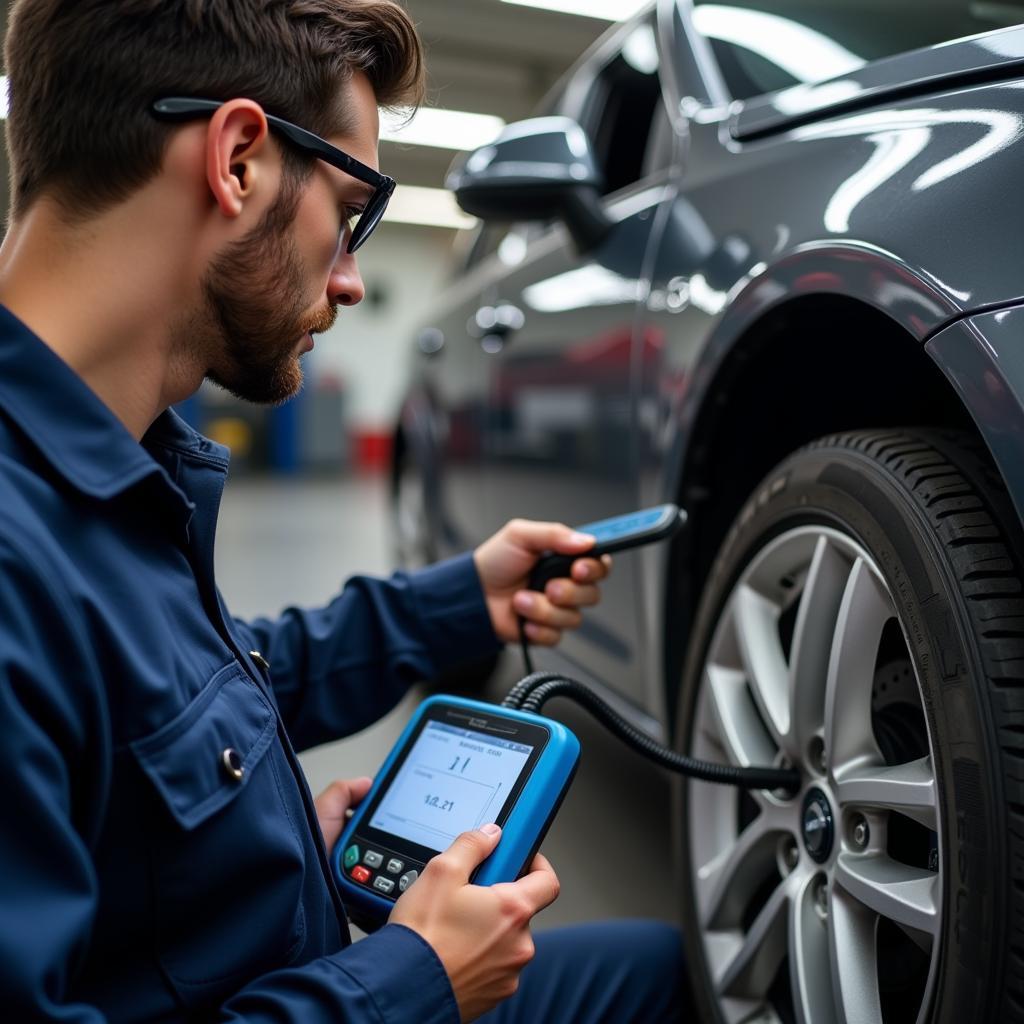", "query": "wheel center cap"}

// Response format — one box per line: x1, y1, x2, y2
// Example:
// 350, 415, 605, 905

801, 787, 835, 863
